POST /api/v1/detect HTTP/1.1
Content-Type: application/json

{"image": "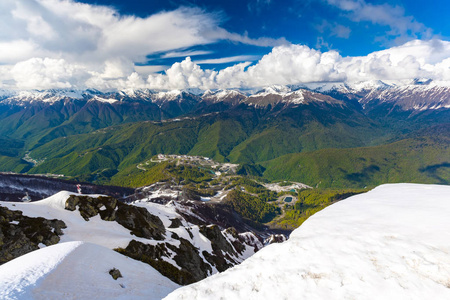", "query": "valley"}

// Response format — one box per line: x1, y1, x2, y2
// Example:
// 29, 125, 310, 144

0, 82, 448, 190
